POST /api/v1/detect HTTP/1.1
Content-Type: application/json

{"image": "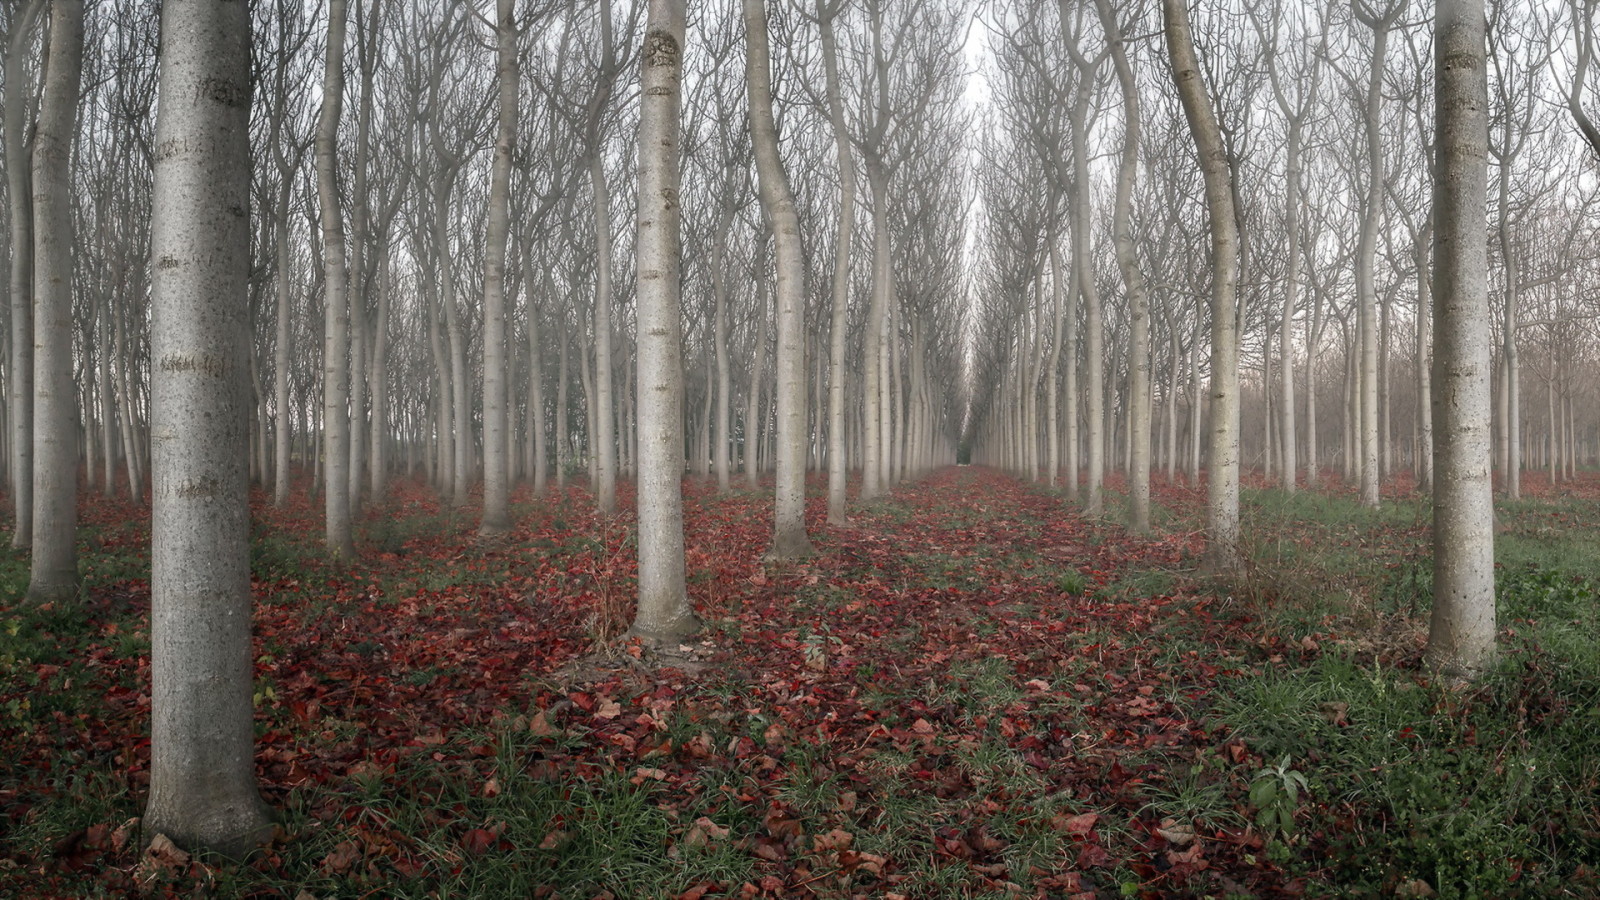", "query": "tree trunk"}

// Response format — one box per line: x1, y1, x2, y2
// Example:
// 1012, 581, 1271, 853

1097, 0, 1150, 531
432, 170, 472, 508
630, 0, 698, 646
27, 0, 84, 603
744, 0, 811, 558
818, 0, 853, 523
1164, 0, 1240, 571
1428, 0, 1496, 678
6, 0, 39, 549
589, 156, 617, 514
479, 0, 517, 536
317, 0, 355, 559
1354, 6, 1393, 509
143, 0, 273, 855
1067, 64, 1103, 514
272, 180, 293, 507
711, 206, 734, 491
